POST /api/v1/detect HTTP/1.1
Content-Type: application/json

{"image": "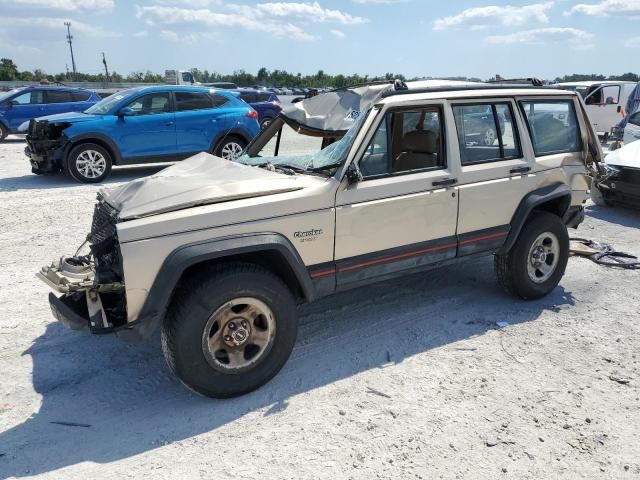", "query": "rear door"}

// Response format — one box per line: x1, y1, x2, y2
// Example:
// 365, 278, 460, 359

44, 89, 78, 116
451, 98, 533, 254
114, 91, 176, 160
333, 102, 459, 287
174, 91, 230, 155
7, 89, 45, 129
